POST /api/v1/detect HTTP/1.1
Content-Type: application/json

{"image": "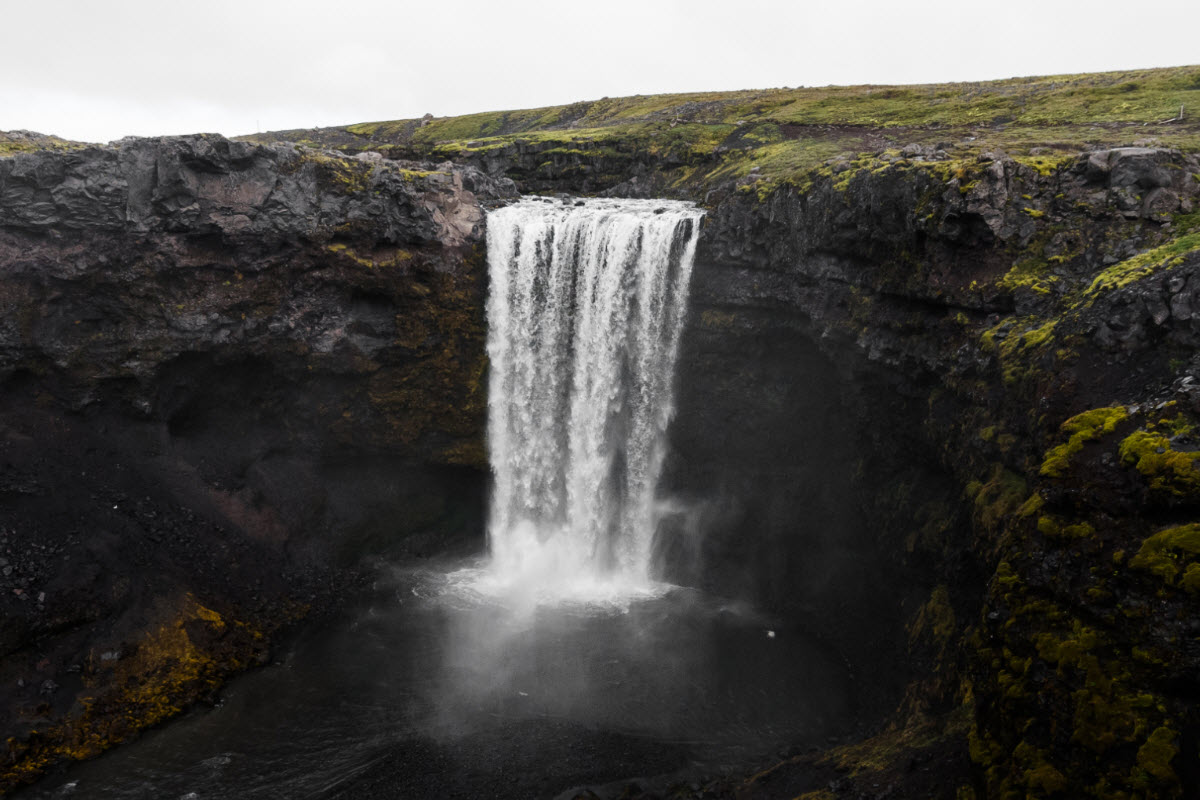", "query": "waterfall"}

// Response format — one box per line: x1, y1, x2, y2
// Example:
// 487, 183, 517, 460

478, 196, 703, 603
